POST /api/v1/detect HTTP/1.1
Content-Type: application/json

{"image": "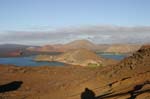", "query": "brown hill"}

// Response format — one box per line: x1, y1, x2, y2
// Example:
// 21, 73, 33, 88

61, 39, 98, 51
27, 39, 99, 52
105, 45, 150, 78
6, 50, 23, 57
35, 48, 105, 66
55, 48, 103, 66
35, 48, 117, 66
27, 45, 56, 52
104, 44, 141, 53
118, 45, 150, 69
27, 40, 142, 54
0, 44, 37, 57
